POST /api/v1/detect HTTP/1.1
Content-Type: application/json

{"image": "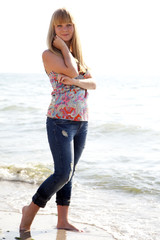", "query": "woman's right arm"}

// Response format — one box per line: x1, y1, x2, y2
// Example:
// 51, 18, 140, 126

42, 36, 78, 78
